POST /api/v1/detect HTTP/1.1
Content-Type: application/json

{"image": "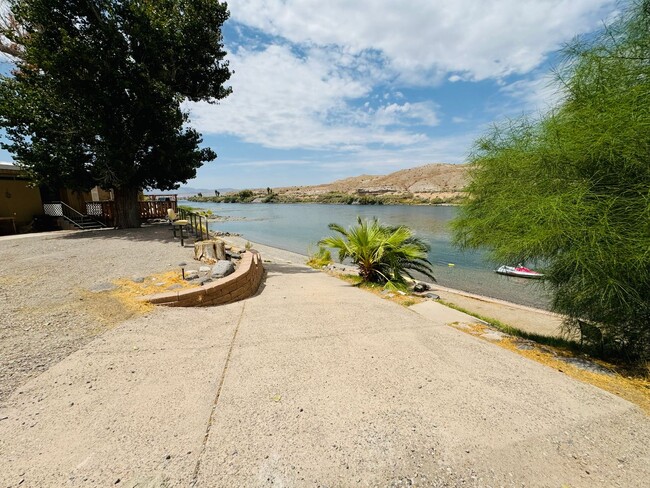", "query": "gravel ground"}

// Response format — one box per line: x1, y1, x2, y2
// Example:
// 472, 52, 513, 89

0, 225, 310, 406
0, 224, 198, 405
